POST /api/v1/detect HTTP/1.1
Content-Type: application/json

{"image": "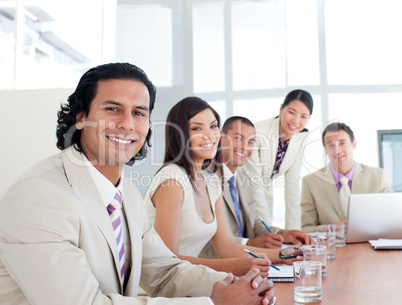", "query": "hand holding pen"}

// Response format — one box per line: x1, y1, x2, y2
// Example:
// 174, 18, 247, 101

244, 249, 280, 271
259, 217, 273, 233
245, 218, 284, 248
